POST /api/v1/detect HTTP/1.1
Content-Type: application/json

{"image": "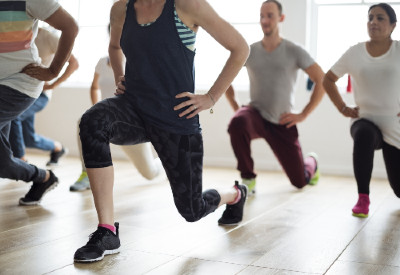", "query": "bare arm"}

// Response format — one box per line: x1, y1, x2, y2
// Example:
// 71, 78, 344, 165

109, 0, 126, 93
225, 85, 240, 112
174, 0, 249, 118
279, 63, 325, 128
90, 72, 101, 105
323, 70, 359, 118
44, 54, 79, 90
301, 63, 325, 116
22, 7, 78, 81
